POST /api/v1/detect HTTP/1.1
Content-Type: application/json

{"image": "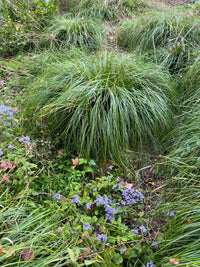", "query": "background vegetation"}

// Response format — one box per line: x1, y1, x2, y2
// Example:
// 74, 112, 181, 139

0, 0, 200, 266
